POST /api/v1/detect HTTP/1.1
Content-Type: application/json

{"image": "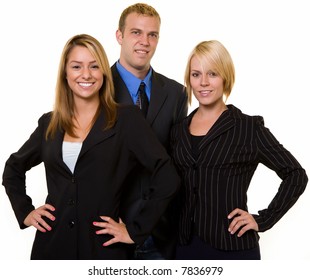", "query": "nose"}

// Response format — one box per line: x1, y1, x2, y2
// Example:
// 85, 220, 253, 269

201, 74, 210, 86
139, 34, 150, 46
82, 67, 92, 79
